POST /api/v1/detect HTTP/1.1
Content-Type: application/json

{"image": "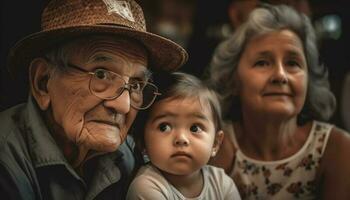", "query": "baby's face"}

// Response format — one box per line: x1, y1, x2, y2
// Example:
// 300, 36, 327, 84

144, 97, 219, 176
